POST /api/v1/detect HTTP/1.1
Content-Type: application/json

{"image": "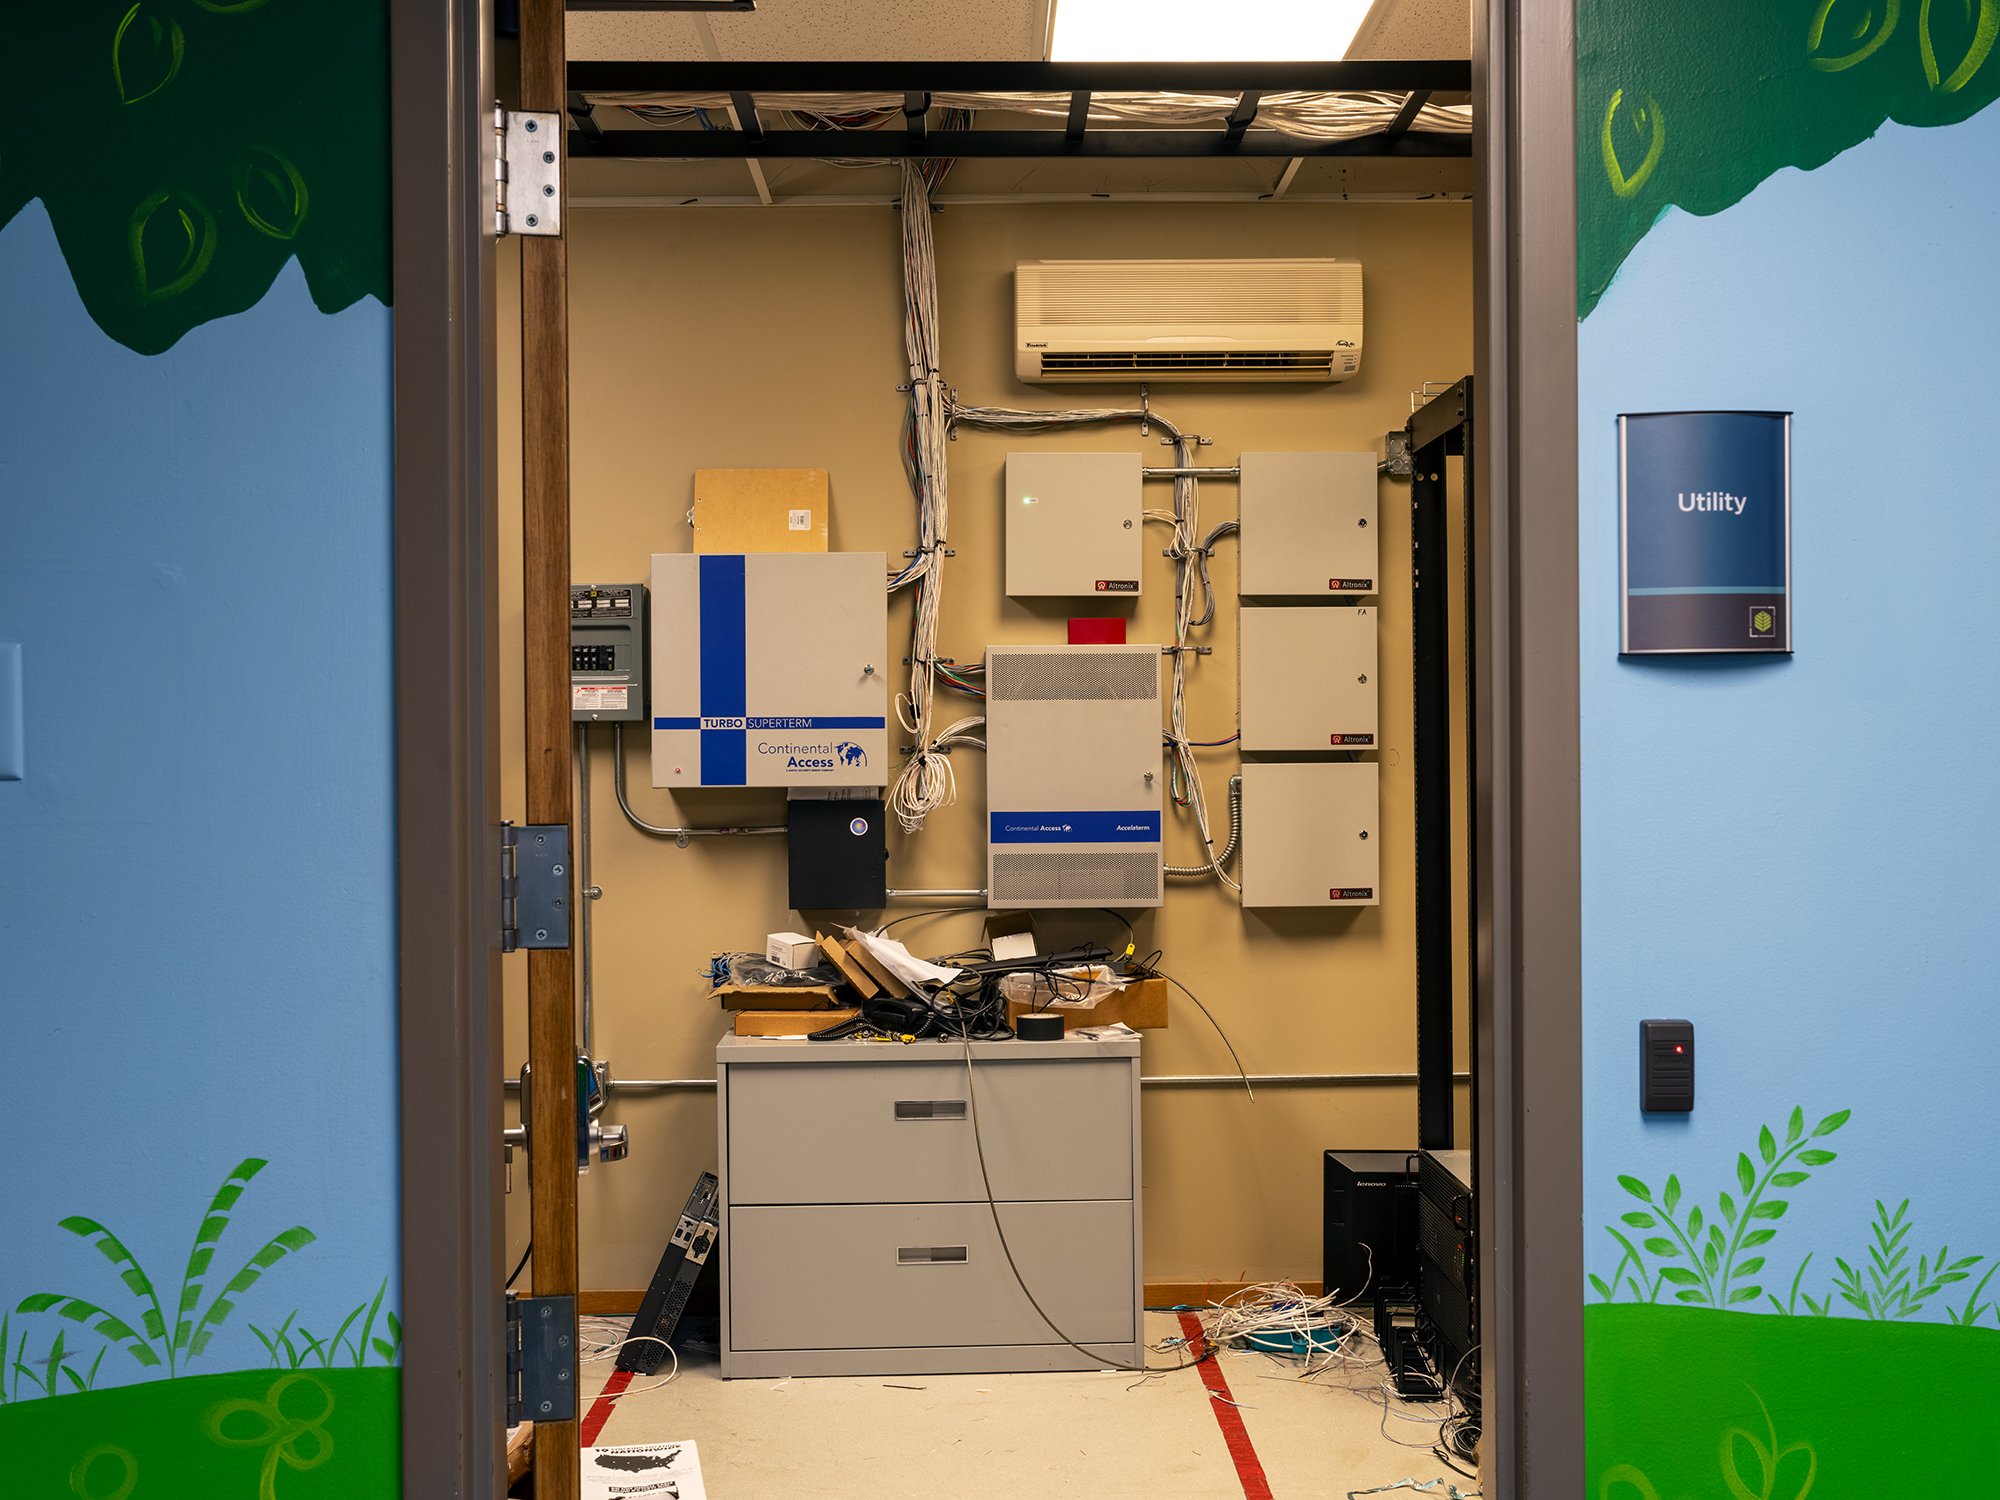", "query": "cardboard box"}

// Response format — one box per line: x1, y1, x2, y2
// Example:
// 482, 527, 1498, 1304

717, 983, 842, 1011
733, 1008, 859, 1037
1005, 975, 1169, 1032
692, 469, 830, 553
